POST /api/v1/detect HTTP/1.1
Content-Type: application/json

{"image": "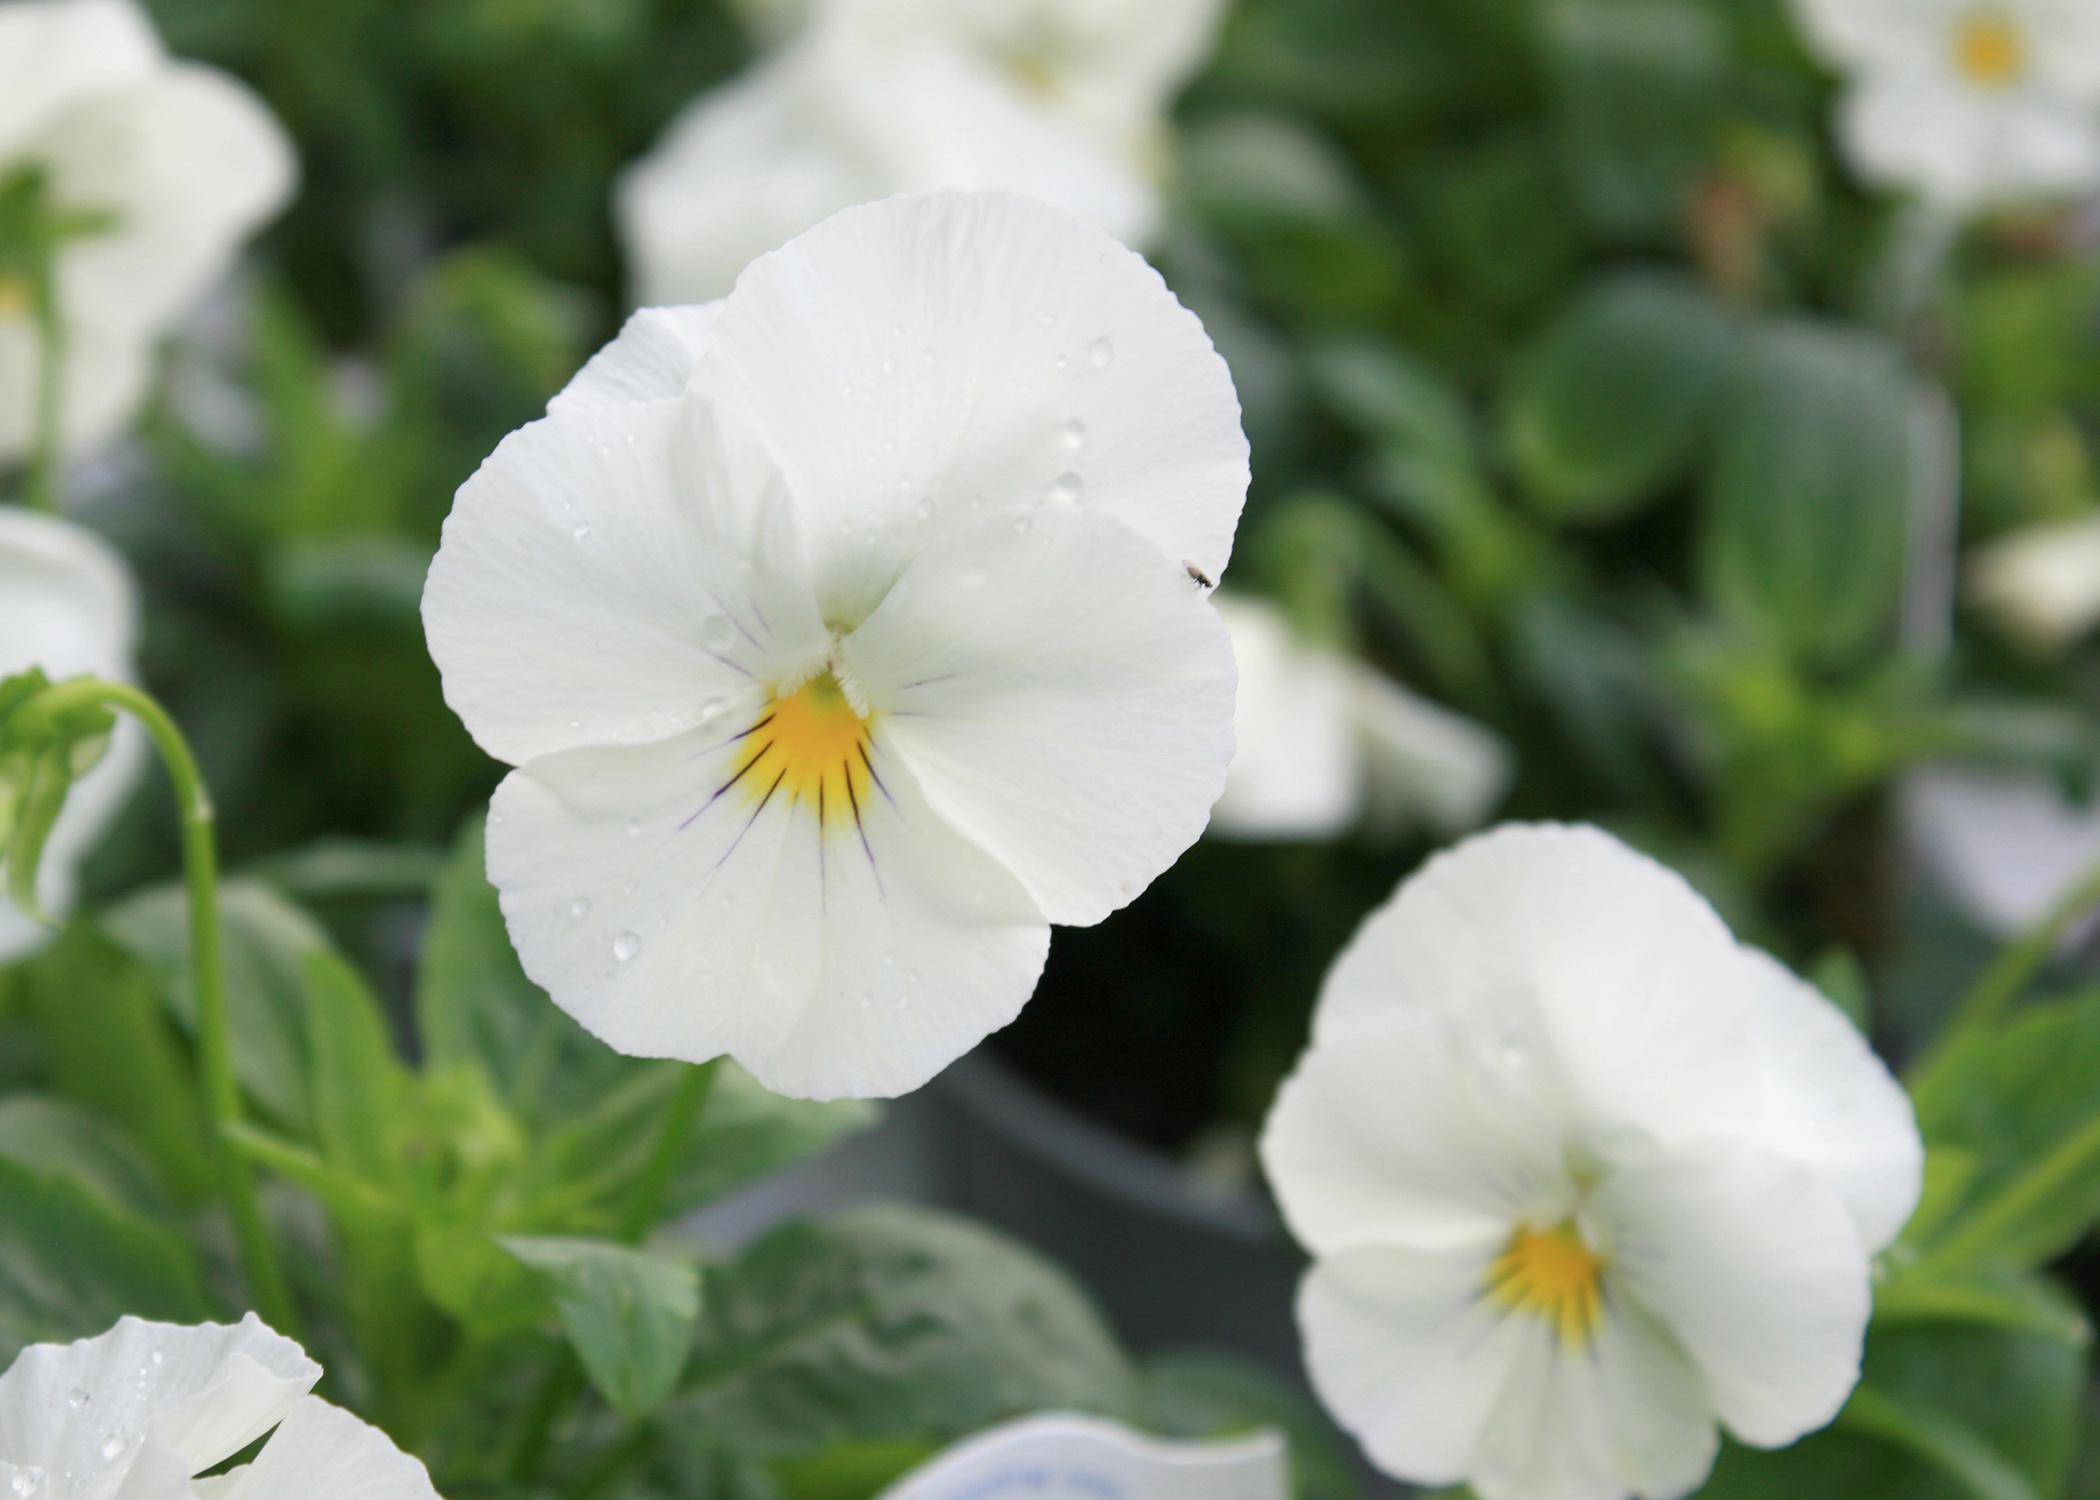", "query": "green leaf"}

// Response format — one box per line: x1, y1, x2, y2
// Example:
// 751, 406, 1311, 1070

1503, 274, 1740, 522
1698, 320, 1934, 671
0, 1095, 170, 1219
0, 1156, 208, 1366
245, 839, 448, 903
304, 950, 413, 1182
17, 926, 214, 1202
666, 1208, 1135, 1461
415, 1224, 549, 1336
1542, 0, 1726, 240
1910, 990, 2100, 1271
502, 1236, 701, 1421
104, 879, 338, 1129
